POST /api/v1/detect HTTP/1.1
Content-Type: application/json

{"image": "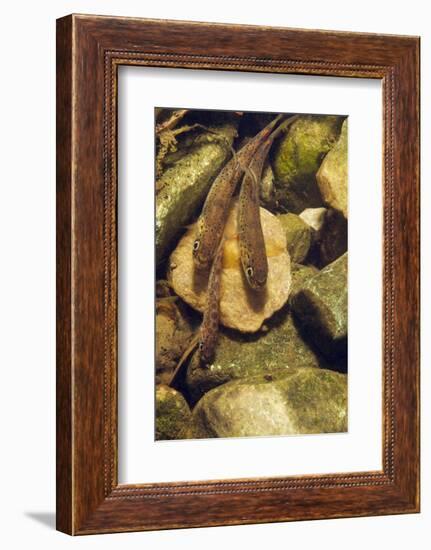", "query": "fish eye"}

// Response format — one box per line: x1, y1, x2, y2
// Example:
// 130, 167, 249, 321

246, 266, 254, 279
198, 341, 204, 352
193, 240, 200, 251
